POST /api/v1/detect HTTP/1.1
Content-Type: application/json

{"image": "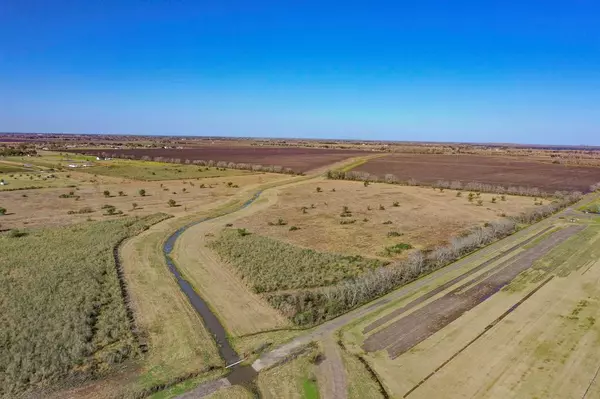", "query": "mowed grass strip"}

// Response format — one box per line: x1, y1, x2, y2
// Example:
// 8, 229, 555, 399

208, 229, 384, 293
0, 214, 169, 397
